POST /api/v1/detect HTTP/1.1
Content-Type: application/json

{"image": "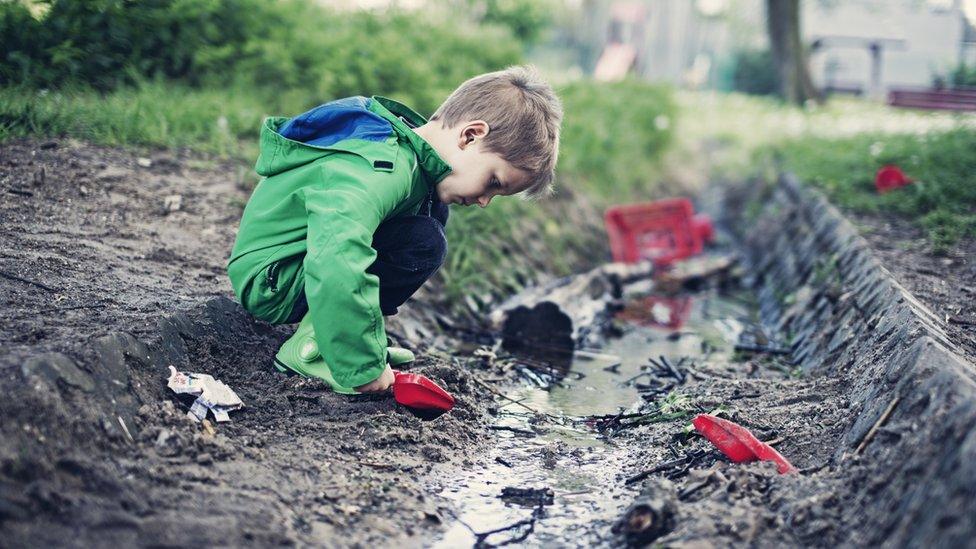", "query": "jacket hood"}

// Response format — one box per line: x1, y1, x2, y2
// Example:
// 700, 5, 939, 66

255, 96, 451, 185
